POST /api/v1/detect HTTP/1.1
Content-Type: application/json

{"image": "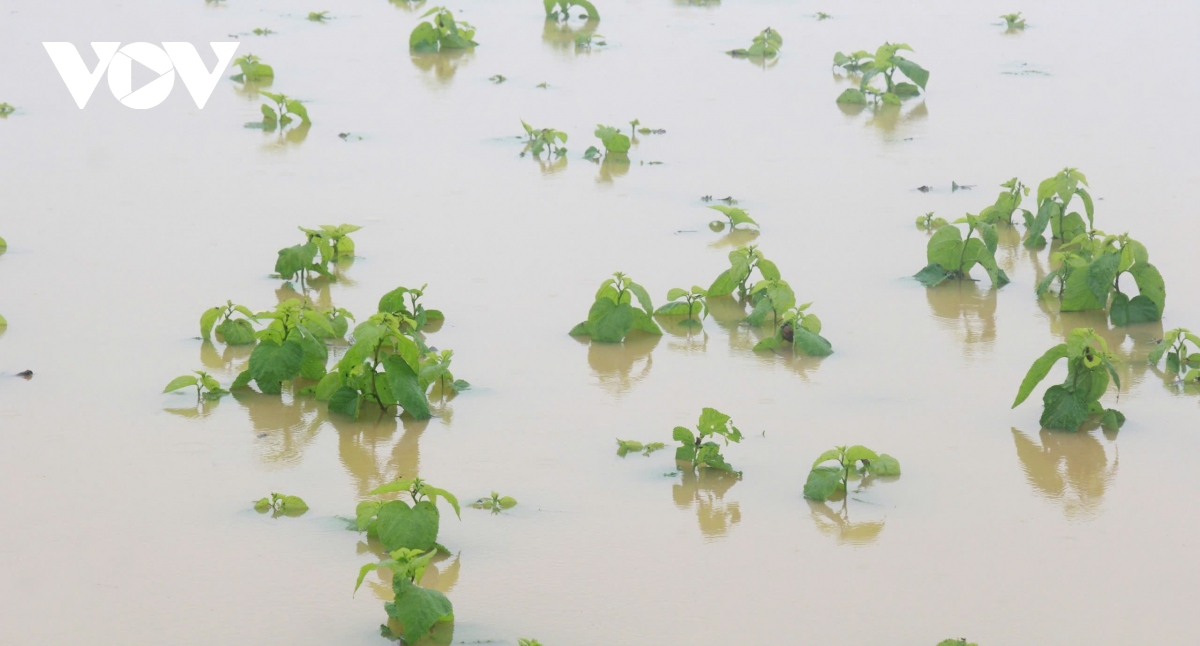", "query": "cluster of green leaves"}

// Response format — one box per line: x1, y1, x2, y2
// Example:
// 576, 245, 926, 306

355, 478, 461, 552
254, 492, 309, 516
257, 91, 310, 132
0, 103, 15, 116
1149, 328, 1200, 384
410, 7, 478, 52
752, 302, 833, 357
1001, 12, 1026, 29
354, 547, 453, 645
231, 298, 348, 393
979, 178, 1030, 225
275, 224, 360, 286
545, 0, 599, 21
200, 300, 258, 345
307, 11, 330, 21
1012, 328, 1125, 431
654, 286, 708, 321
616, 439, 666, 457
673, 408, 743, 477
519, 640, 543, 646
915, 212, 949, 231
583, 124, 631, 160
1036, 229, 1165, 326
915, 214, 1012, 288
803, 445, 900, 502
520, 120, 568, 158
834, 43, 929, 106
378, 284, 444, 330
314, 311, 432, 420
569, 272, 661, 342
251, 28, 275, 36
420, 349, 471, 396
708, 244, 780, 301
1021, 168, 1093, 248
470, 491, 517, 512
164, 370, 228, 401
230, 54, 274, 82
727, 27, 782, 58
707, 205, 757, 231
